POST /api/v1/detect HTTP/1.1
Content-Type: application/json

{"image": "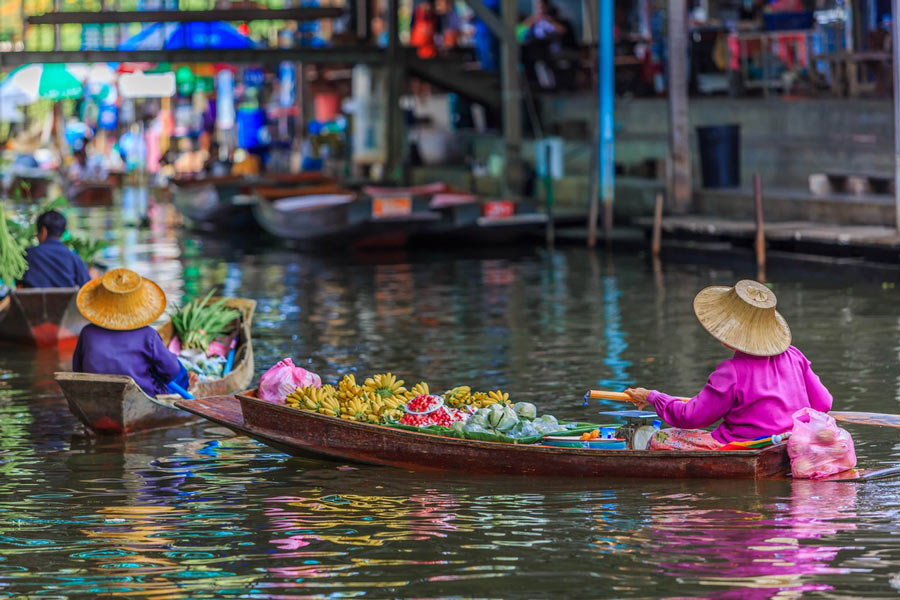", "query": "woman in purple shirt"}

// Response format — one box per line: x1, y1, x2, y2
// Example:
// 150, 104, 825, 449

624, 280, 833, 451
72, 268, 193, 397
